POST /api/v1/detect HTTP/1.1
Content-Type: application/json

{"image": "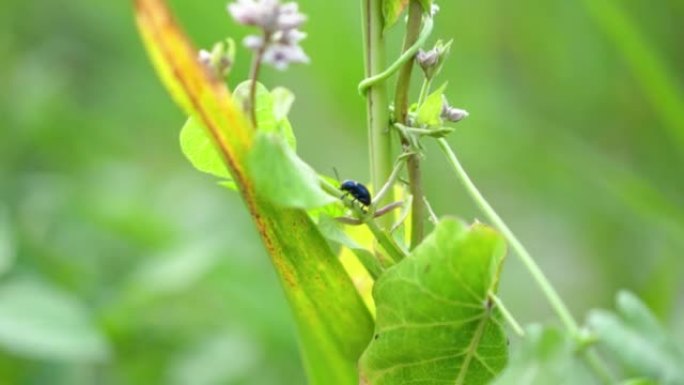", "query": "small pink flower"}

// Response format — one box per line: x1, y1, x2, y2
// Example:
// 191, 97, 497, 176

228, 0, 306, 32
228, 0, 309, 70
262, 44, 309, 70
441, 97, 469, 123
